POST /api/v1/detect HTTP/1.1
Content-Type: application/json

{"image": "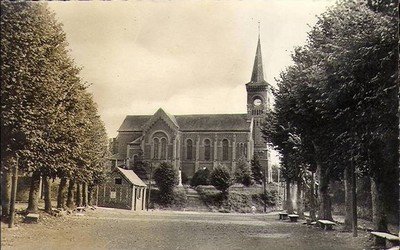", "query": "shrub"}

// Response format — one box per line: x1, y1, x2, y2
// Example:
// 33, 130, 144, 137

191, 168, 211, 187
252, 190, 277, 207
153, 162, 178, 205
210, 165, 233, 194
173, 188, 187, 207
234, 158, 254, 187
251, 155, 263, 184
